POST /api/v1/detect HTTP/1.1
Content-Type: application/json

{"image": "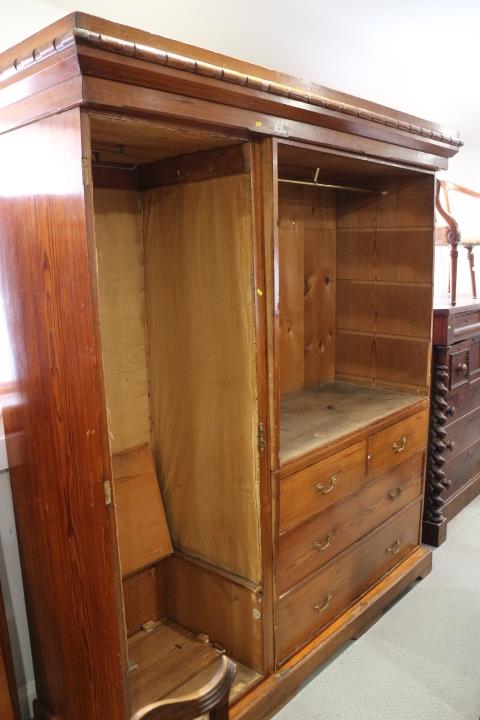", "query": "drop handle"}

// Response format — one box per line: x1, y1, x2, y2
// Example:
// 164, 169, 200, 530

392, 435, 407, 454
386, 539, 401, 555
446, 439, 455, 452
316, 474, 337, 495
313, 532, 335, 552
446, 405, 456, 417
388, 485, 403, 501
313, 593, 332, 614
456, 362, 468, 374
